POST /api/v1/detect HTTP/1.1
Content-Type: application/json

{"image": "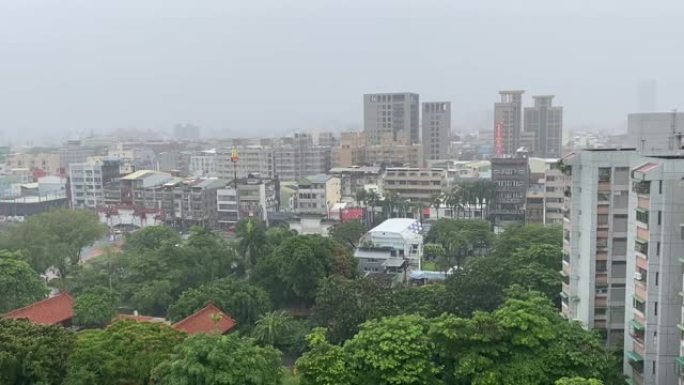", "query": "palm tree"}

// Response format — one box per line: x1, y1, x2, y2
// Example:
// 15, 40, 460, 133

431, 192, 442, 219
366, 190, 379, 225
236, 218, 267, 268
